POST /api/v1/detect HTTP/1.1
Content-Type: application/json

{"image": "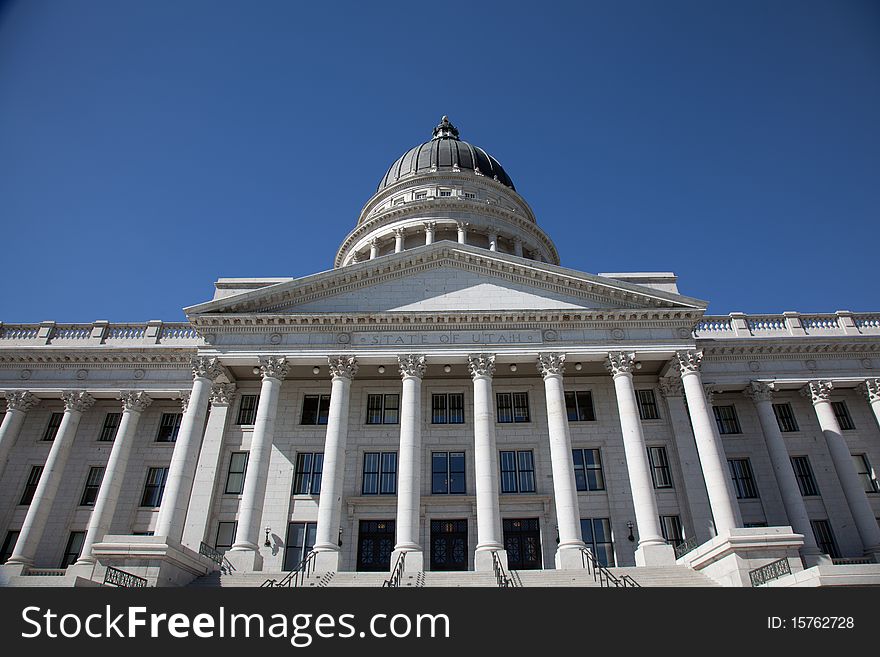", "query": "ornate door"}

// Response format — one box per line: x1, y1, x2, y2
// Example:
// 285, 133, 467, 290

430, 519, 468, 571
356, 519, 395, 571
503, 518, 542, 570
